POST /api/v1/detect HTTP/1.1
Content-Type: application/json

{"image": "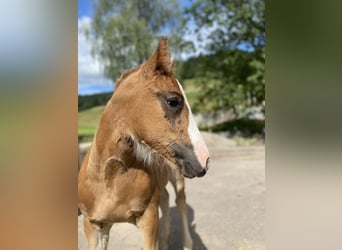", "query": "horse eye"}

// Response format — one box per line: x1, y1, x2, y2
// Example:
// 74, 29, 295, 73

167, 99, 180, 107
157, 92, 184, 112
